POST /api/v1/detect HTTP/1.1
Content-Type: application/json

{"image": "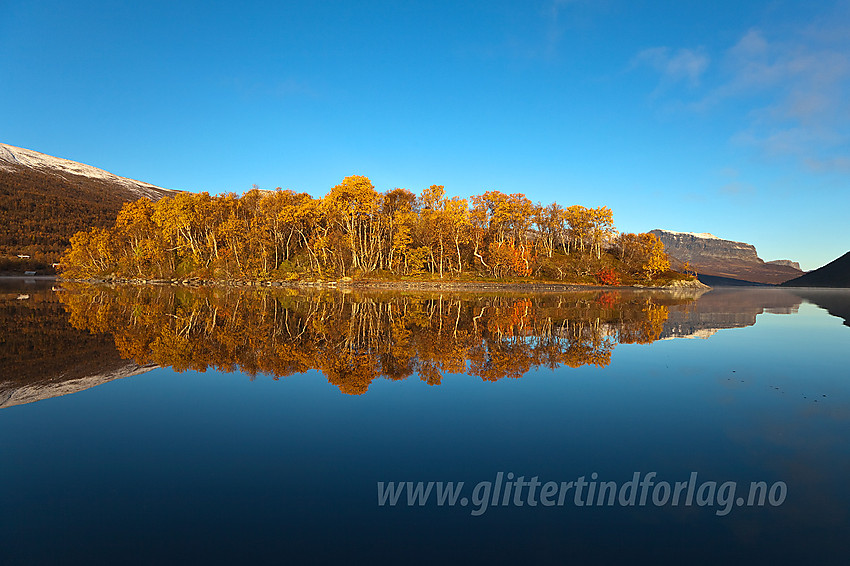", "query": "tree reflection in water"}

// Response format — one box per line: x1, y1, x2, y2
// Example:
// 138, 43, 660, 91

59, 285, 699, 395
